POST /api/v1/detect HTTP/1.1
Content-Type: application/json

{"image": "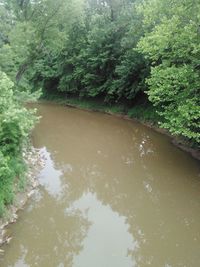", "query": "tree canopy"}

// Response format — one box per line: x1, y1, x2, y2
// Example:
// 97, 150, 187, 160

0, 0, 199, 145
137, 0, 200, 143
